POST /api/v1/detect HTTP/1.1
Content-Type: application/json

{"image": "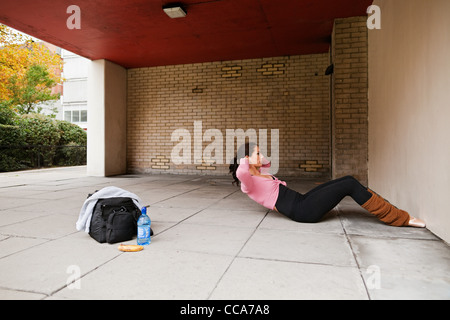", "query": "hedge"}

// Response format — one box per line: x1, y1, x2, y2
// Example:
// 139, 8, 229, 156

0, 114, 87, 172
0, 124, 27, 171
